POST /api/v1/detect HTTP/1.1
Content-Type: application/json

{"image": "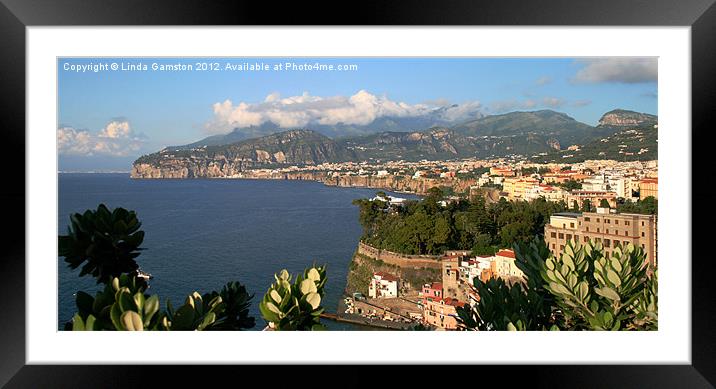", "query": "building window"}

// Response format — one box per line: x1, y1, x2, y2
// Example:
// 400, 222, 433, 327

615, 220, 619, 225
625, 231, 629, 237
596, 218, 600, 223
606, 219, 610, 224
605, 239, 610, 247
584, 217, 591, 222
606, 229, 609, 234
584, 237, 589, 243
559, 245, 564, 251
558, 233, 564, 239
625, 221, 630, 226
551, 232, 556, 238
570, 223, 575, 228
586, 226, 589, 232
597, 228, 600, 233
641, 232, 645, 237
642, 221, 645, 226
566, 234, 572, 241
